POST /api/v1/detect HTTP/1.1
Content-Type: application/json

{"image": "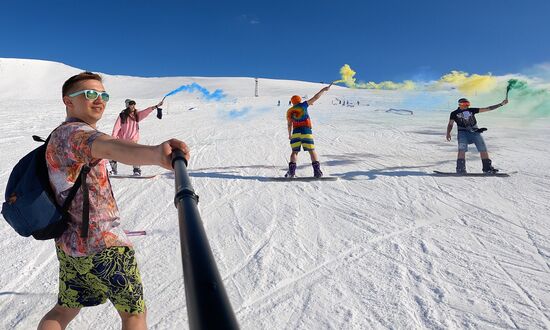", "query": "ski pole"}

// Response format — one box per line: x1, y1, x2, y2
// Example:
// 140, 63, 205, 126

171, 150, 239, 330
